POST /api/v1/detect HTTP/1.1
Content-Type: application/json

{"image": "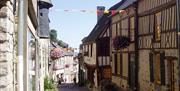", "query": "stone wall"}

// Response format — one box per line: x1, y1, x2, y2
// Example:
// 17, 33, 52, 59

138, 49, 179, 91
112, 76, 128, 90
39, 39, 50, 91
138, 50, 154, 91
0, 1, 16, 91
